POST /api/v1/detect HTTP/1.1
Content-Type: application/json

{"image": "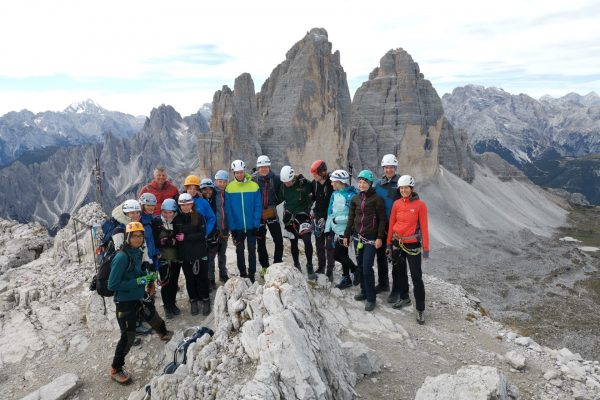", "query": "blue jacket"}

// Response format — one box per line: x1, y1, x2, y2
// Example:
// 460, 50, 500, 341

108, 246, 145, 302
192, 195, 216, 237
374, 174, 400, 219
214, 187, 229, 234
325, 185, 358, 236
225, 173, 262, 232
140, 212, 159, 268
